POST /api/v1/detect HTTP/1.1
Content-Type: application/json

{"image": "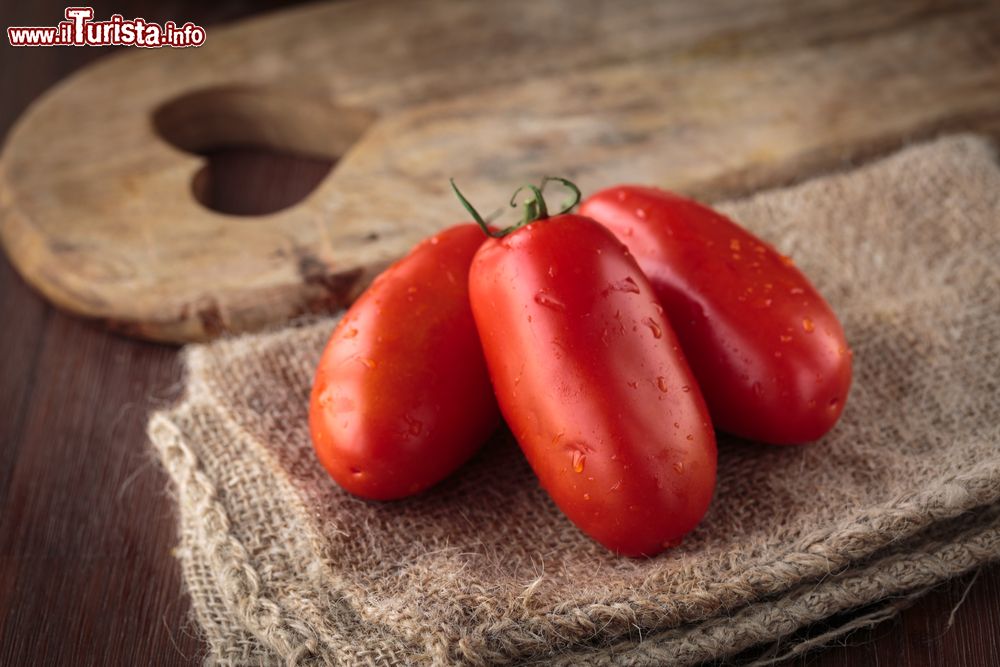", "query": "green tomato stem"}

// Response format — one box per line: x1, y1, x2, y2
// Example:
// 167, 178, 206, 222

450, 176, 582, 238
